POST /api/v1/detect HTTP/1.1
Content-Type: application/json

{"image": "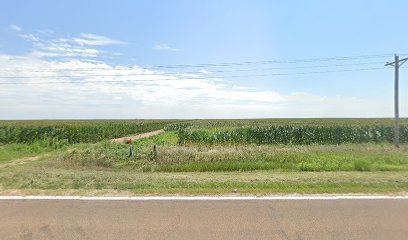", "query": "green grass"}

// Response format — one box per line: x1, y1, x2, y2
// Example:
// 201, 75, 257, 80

135, 130, 179, 146
1, 119, 408, 195
1, 166, 407, 195
0, 140, 68, 164
45, 132, 408, 173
